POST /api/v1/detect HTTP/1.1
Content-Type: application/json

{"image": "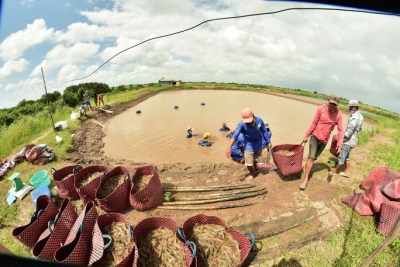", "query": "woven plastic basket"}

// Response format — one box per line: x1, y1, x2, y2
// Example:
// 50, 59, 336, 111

272, 143, 304, 176
377, 201, 400, 236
